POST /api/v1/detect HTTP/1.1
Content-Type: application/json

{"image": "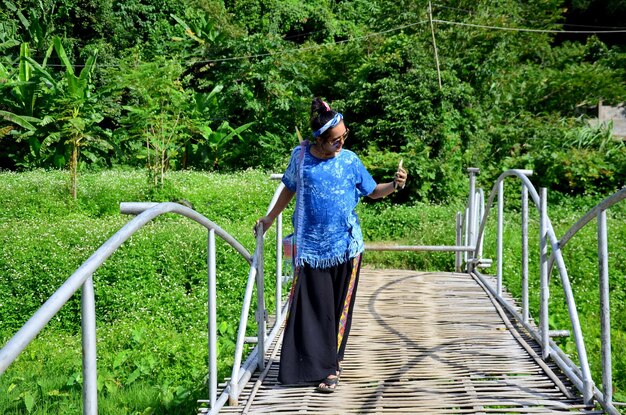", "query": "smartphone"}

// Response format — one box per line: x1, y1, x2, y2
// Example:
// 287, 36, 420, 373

397, 159, 404, 189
